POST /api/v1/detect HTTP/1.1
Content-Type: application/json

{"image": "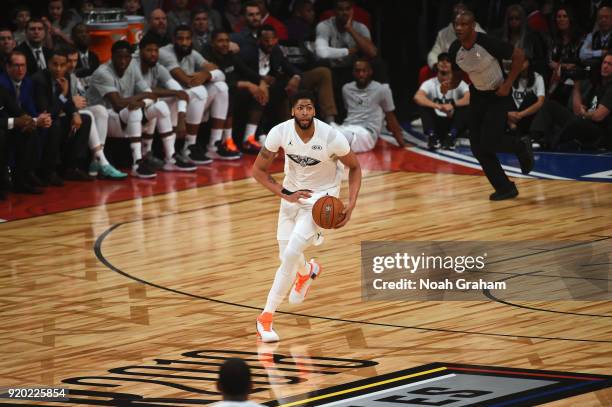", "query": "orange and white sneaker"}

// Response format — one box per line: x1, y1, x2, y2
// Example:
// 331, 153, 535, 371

256, 312, 279, 343
242, 134, 262, 154
225, 137, 241, 155
289, 259, 322, 305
